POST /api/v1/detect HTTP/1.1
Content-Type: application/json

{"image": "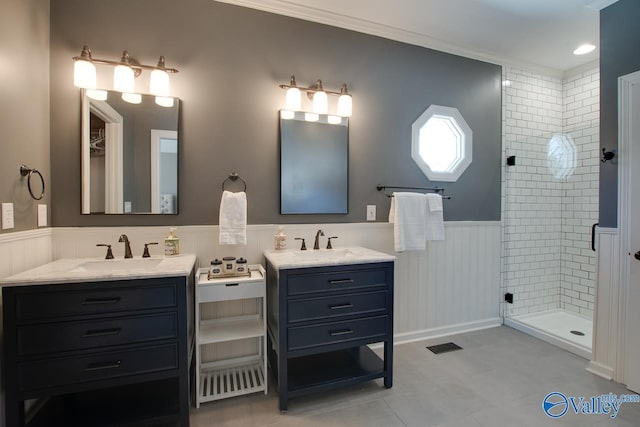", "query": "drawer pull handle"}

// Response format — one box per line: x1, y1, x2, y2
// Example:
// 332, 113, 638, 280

329, 328, 354, 336
81, 297, 121, 305
329, 279, 354, 285
225, 283, 240, 287
329, 303, 354, 310
85, 360, 122, 371
83, 327, 121, 338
